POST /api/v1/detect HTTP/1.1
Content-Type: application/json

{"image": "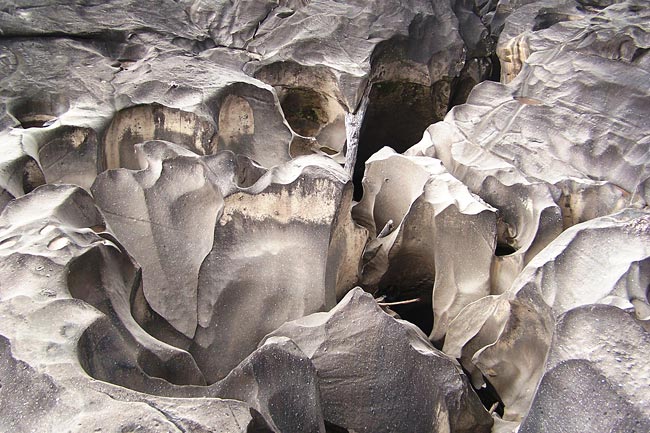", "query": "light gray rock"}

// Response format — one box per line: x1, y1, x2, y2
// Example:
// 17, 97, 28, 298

265, 288, 493, 433
494, 1, 650, 203
0, 38, 118, 191
509, 209, 650, 318
195, 153, 366, 382
93, 140, 367, 383
0, 184, 274, 432
0, 33, 295, 208
0, 0, 206, 40
1, 0, 649, 431
520, 305, 650, 432
354, 147, 498, 341
108, 47, 293, 169
444, 209, 650, 421
407, 0, 649, 295
0, 183, 334, 432
407, 119, 563, 294
428, 5, 650, 422
92, 141, 223, 340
